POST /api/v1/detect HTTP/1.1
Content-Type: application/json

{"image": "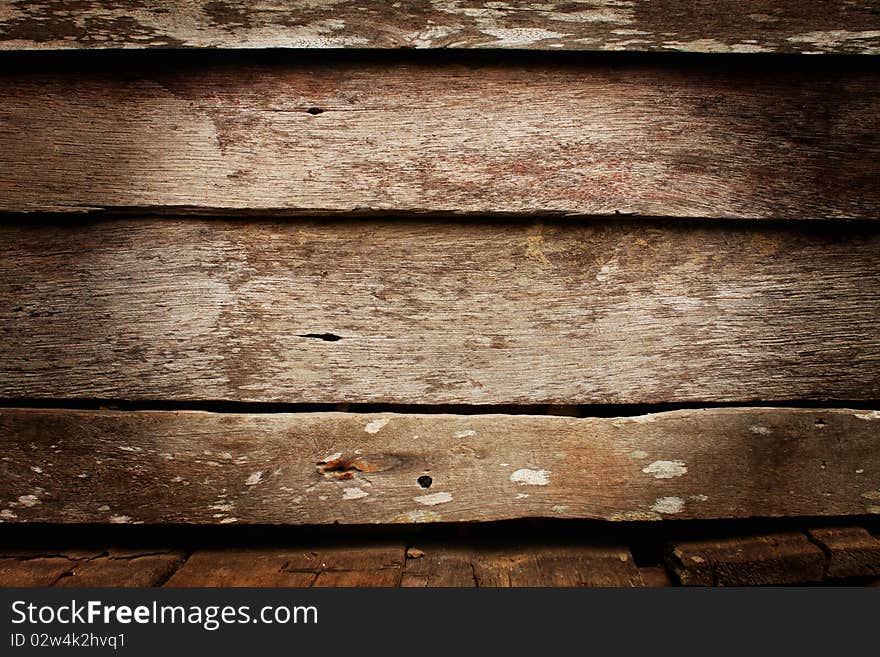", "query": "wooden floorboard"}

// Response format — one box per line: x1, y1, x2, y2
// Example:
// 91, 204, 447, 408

3, 220, 880, 405
0, 523, 877, 586
0, 60, 876, 219
0, 408, 878, 525
0, 1, 876, 54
